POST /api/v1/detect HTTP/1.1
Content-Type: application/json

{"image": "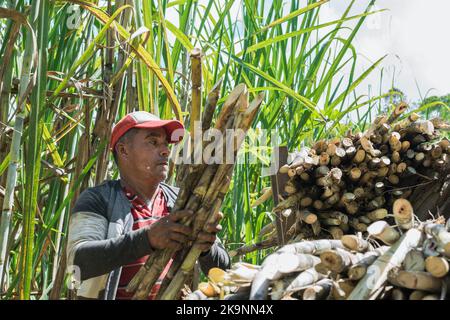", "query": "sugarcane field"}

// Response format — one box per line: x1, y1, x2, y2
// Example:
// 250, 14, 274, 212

1, 0, 450, 307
